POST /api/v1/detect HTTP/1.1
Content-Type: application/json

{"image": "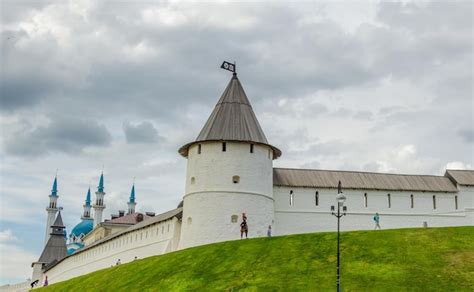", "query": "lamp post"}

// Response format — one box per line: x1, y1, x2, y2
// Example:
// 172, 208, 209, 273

331, 181, 347, 292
